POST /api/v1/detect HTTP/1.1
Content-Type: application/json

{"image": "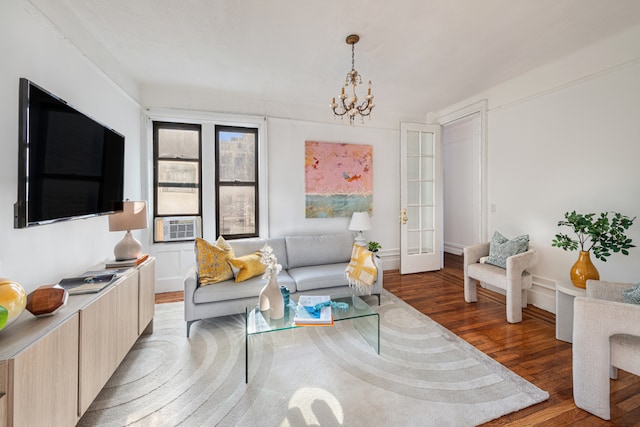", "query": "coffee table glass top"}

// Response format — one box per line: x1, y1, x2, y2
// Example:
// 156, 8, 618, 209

245, 292, 377, 335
